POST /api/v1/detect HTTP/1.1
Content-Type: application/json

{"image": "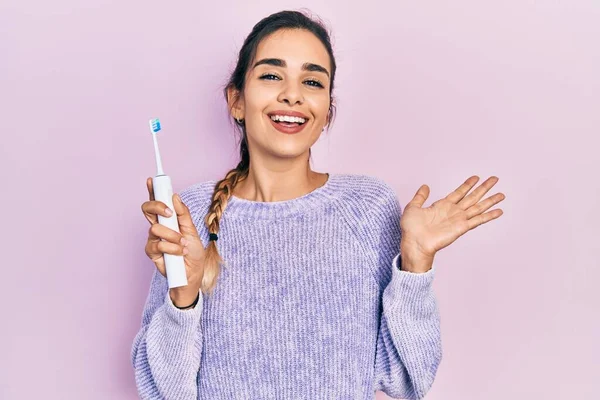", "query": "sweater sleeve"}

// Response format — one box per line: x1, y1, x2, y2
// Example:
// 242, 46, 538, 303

372, 182, 443, 399
130, 268, 203, 400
